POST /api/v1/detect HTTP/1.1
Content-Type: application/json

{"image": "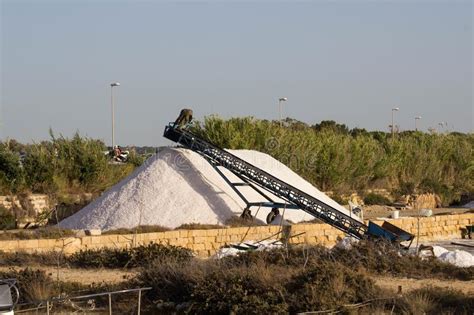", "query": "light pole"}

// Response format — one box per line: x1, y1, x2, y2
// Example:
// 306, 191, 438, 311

110, 82, 120, 149
438, 121, 447, 133
391, 107, 399, 140
279, 97, 287, 127
415, 116, 422, 131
